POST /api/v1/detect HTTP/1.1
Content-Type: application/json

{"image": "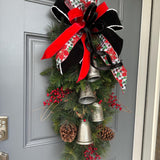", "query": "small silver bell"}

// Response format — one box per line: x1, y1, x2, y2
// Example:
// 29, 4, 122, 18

88, 60, 101, 82
79, 84, 96, 105
76, 120, 93, 145
92, 103, 104, 122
